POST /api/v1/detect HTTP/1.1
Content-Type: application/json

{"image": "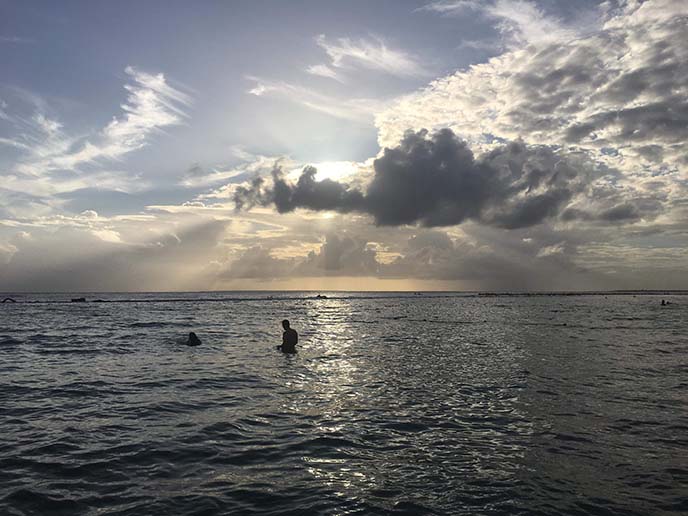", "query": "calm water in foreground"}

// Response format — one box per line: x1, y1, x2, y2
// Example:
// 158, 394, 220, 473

1, 292, 686, 515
